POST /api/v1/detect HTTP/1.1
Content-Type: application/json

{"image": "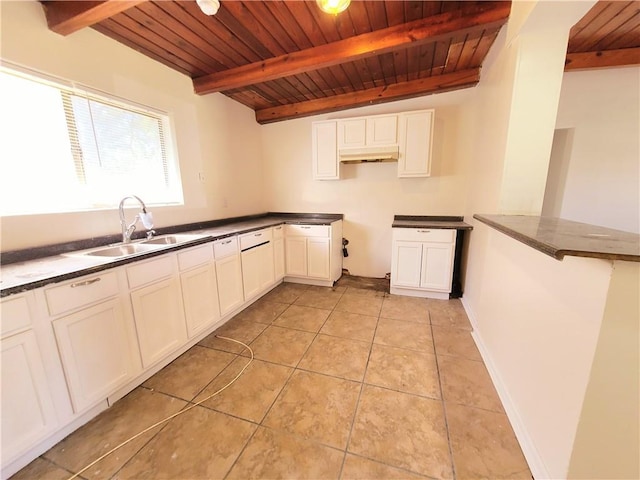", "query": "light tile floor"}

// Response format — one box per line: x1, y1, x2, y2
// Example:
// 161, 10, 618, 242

13, 283, 532, 480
